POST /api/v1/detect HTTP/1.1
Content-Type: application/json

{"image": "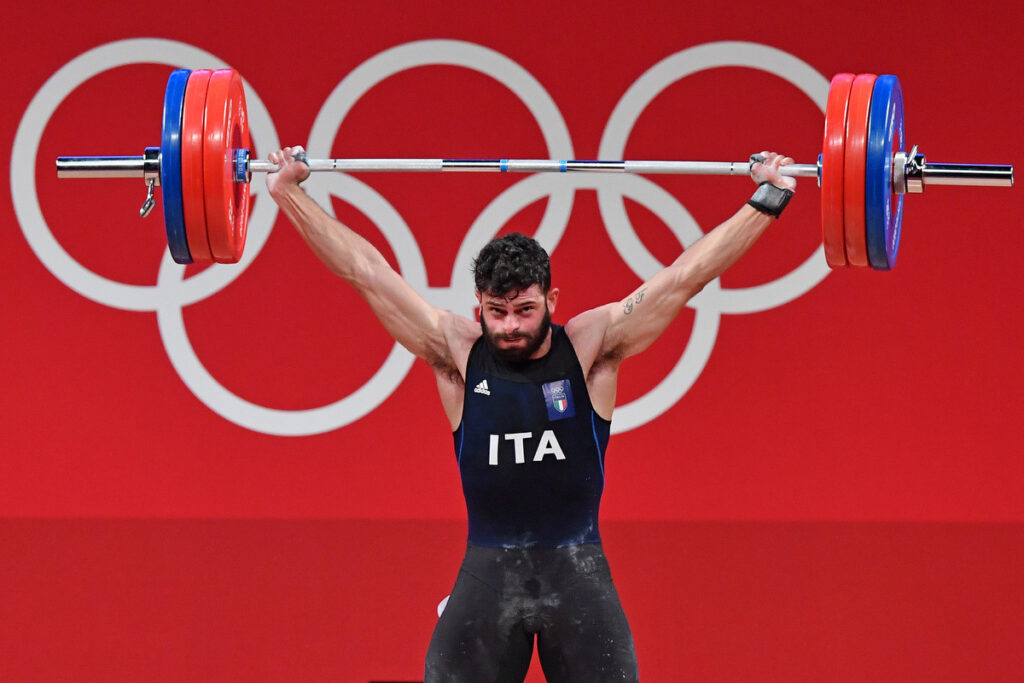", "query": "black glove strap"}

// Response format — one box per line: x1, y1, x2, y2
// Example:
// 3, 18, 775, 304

747, 181, 794, 218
